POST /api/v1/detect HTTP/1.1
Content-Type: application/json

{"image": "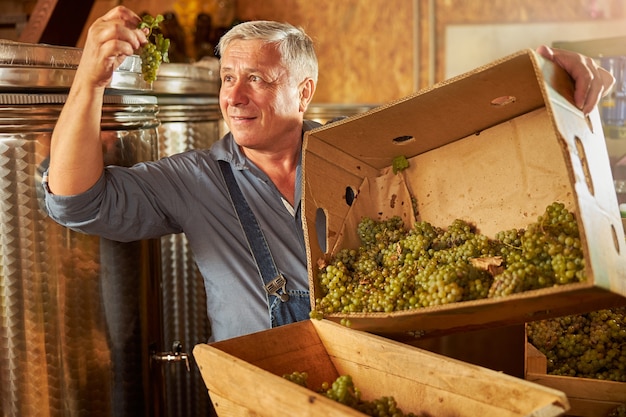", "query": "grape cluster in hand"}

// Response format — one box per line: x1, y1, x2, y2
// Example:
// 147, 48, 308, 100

282, 372, 421, 417
311, 202, 586, 319
138, 14, 170, 83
